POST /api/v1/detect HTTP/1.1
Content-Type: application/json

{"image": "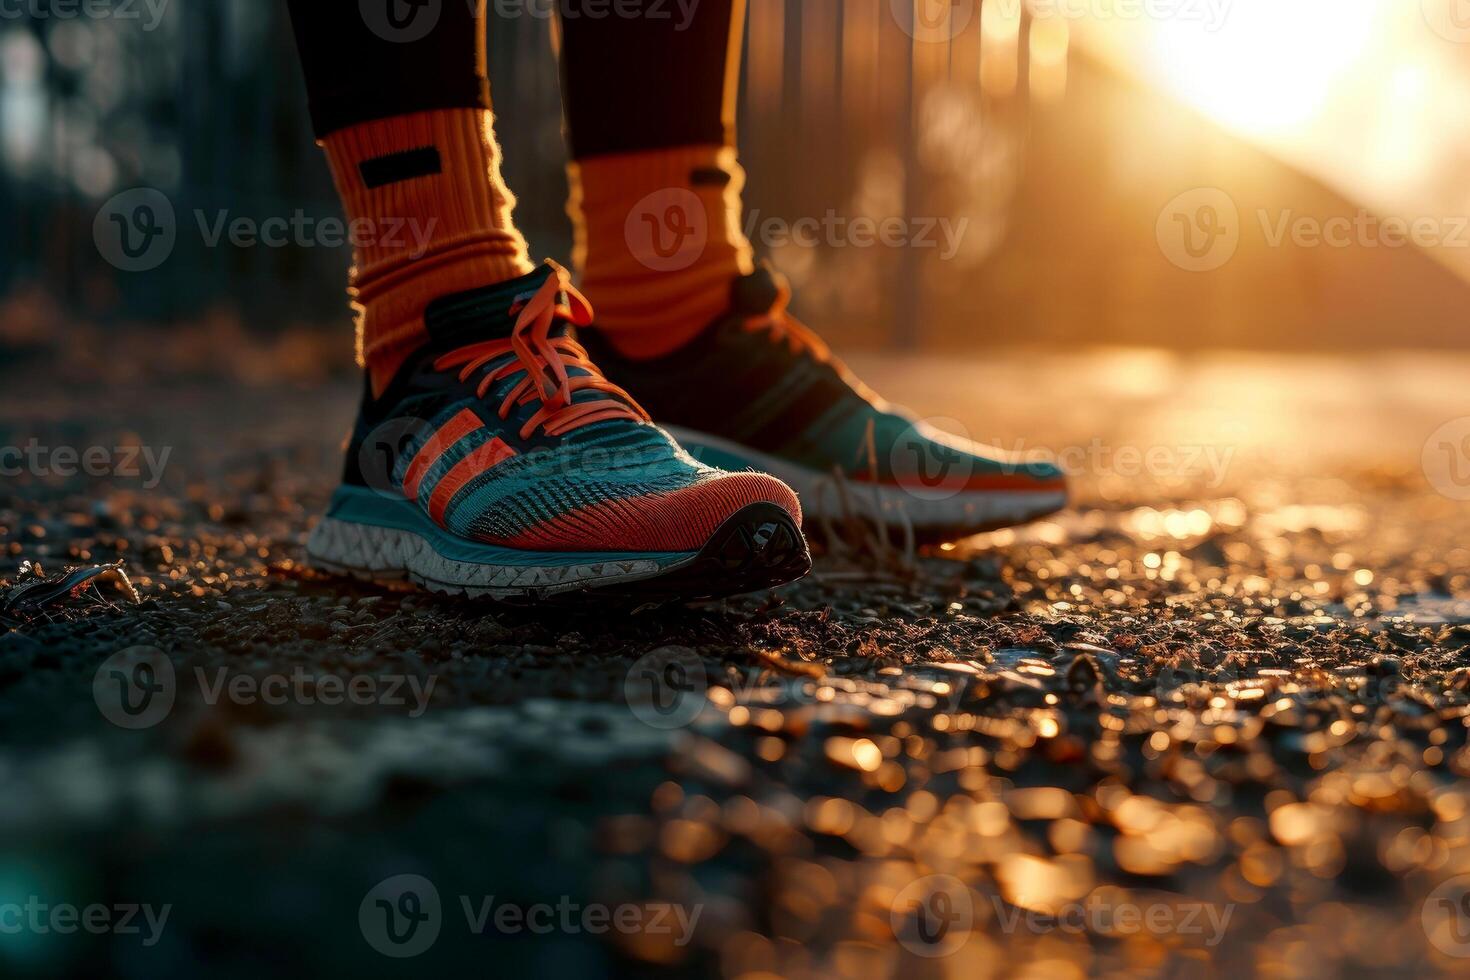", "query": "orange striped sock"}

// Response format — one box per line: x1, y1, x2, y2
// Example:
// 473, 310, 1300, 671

568, 145, 754, 360
322, 107, 534, 394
